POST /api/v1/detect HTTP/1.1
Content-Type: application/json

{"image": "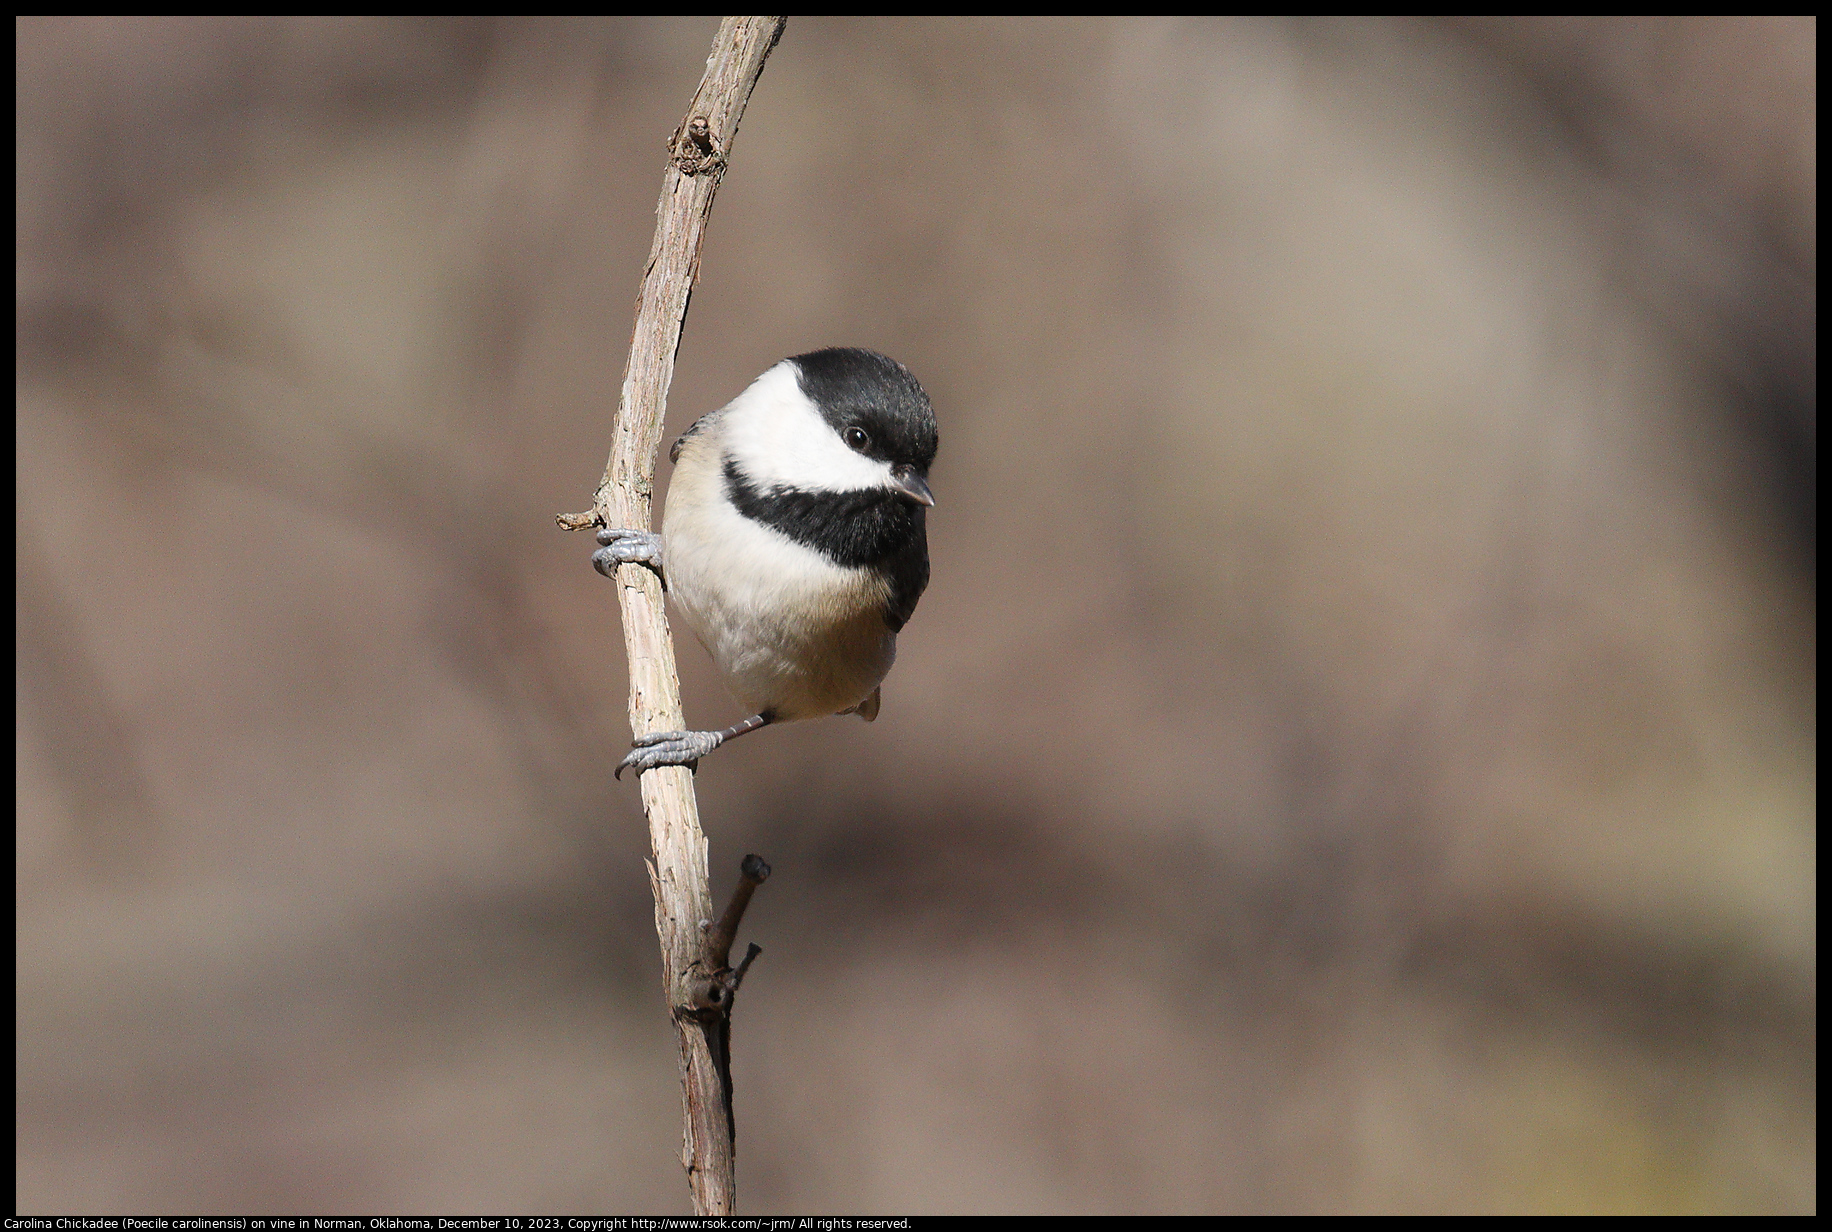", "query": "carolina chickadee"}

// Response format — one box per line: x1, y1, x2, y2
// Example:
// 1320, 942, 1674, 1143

594, 347, 937, 778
